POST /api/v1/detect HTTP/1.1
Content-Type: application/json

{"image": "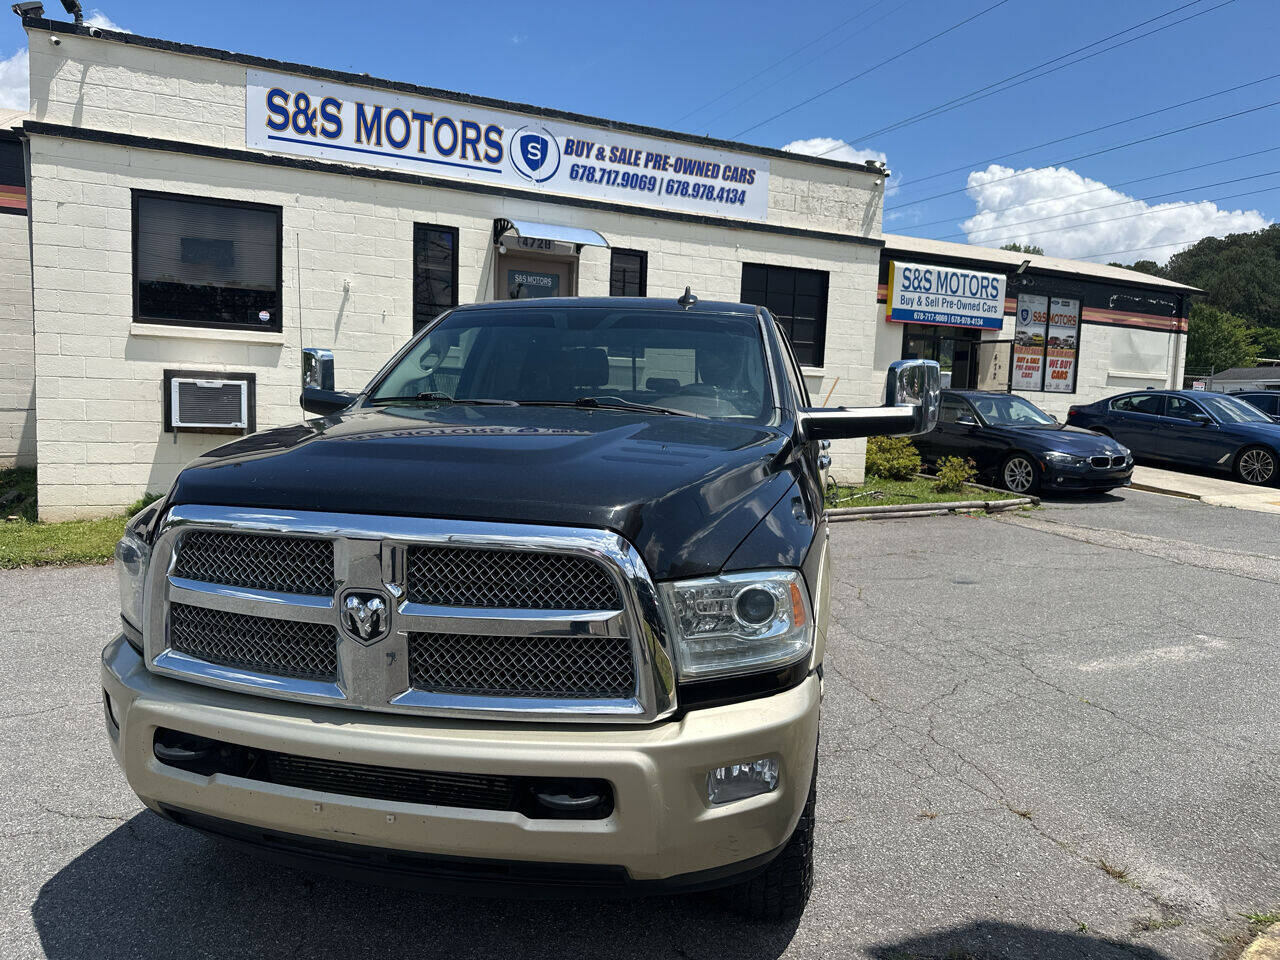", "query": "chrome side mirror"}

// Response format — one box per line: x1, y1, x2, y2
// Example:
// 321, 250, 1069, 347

300, 347, 357, 416
799, 360, 940, 441
302, 347, 335, 391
